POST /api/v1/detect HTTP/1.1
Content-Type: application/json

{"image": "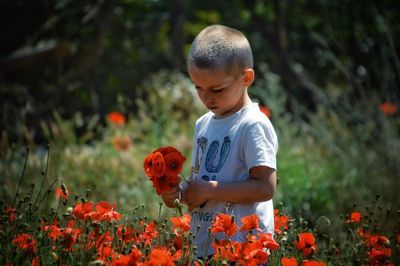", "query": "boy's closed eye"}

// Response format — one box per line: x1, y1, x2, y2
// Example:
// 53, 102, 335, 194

194, 86, 224, 93
213, 88, 224, 93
